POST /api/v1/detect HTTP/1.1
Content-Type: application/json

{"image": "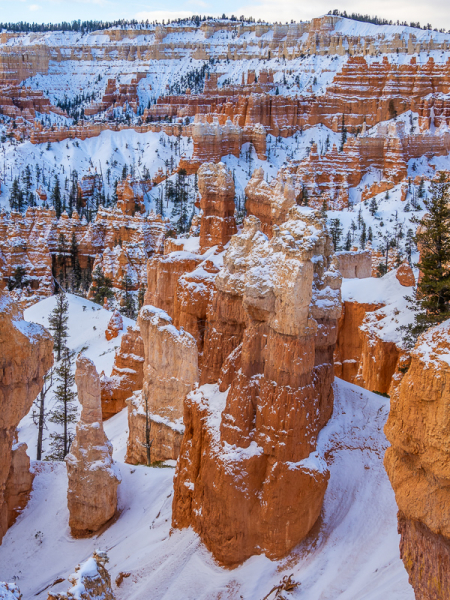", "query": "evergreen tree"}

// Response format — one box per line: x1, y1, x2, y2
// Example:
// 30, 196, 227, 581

70, 233, 82, 291
57, 233, 68, 289
329, 218, 343, 251
320, 197, 328, 219
47, 348, 77, 460
405, 228, 414, 264
344, 230, 352, 251
91, 265, 114, 305
32, 368, 52, 461
368, 226, 373, 243
51, 176, 62, 217
360, 221, 367, 248
138, 283, 146, 310
369, 197, 378, 216
401, 173, 450, 347
7, 265, 28, 291
120, 273, 136, 319
48, 291, 69, 361
10, 177, 24, 212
